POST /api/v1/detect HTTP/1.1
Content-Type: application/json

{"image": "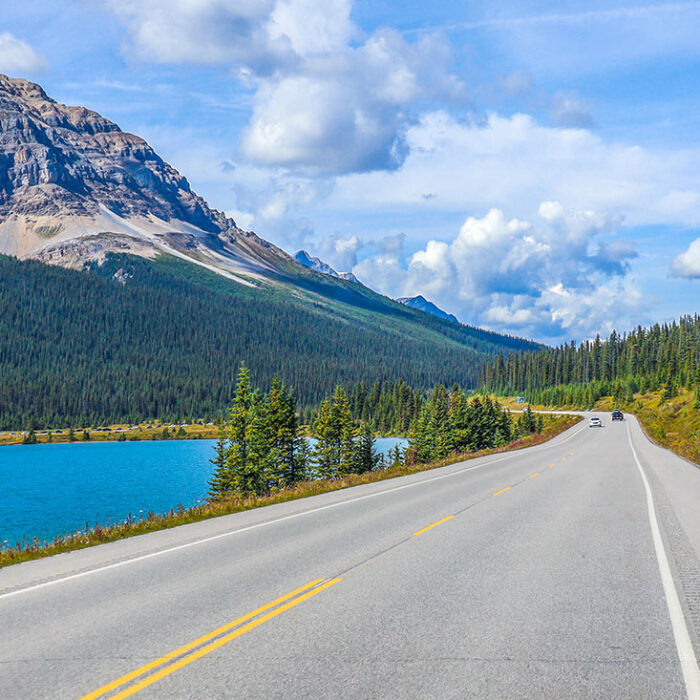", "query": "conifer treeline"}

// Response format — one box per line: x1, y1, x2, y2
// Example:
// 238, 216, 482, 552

0, 253, 537, 430
482, 315, 700, 407
209, 366, 380, 497
408, 387, 542, 464
210, 367, 544, 499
